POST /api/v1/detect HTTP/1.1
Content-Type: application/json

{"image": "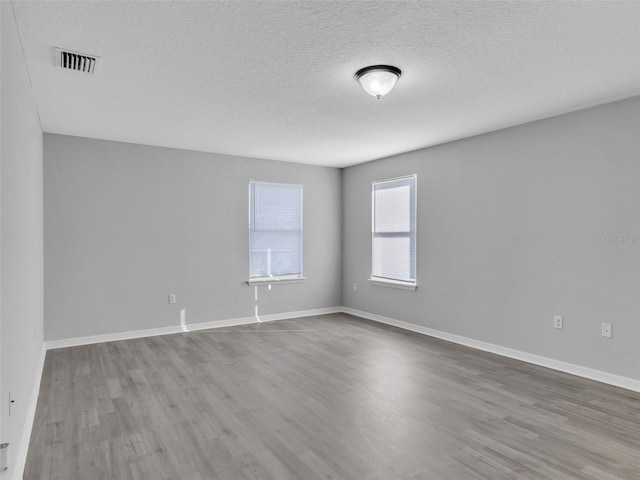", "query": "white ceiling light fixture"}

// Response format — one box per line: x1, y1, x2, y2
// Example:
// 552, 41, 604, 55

355, 65, 402, 99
